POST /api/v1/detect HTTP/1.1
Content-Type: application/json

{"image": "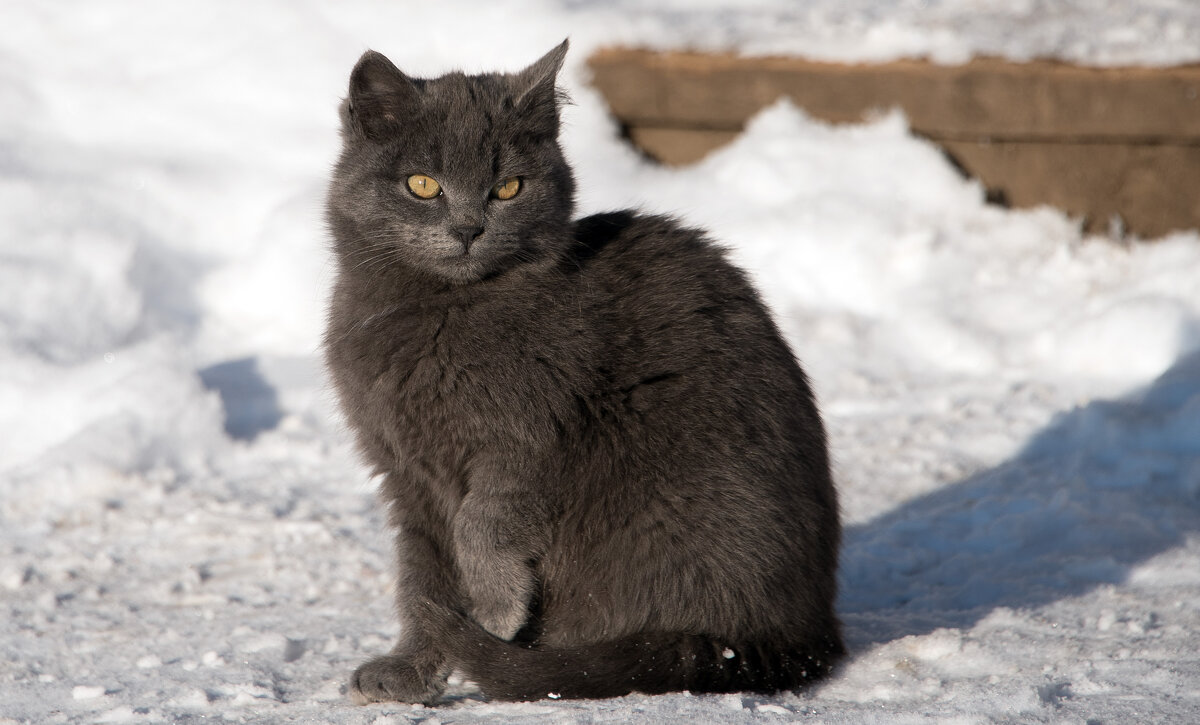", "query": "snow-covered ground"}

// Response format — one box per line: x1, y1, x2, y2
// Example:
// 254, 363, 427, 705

3, 2, 1199, 723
